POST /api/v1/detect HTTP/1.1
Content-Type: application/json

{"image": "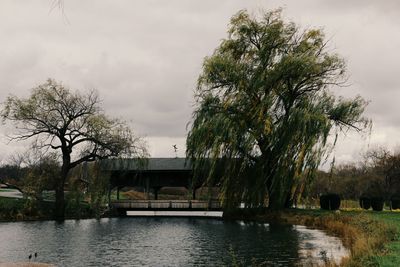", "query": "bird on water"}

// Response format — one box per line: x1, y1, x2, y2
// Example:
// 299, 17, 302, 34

28, 252, 37, 262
